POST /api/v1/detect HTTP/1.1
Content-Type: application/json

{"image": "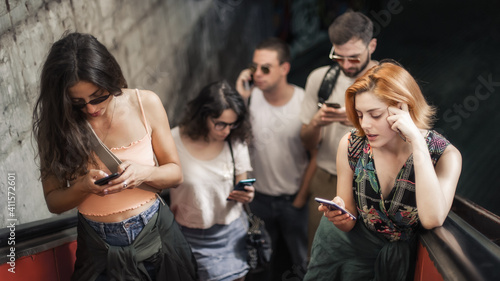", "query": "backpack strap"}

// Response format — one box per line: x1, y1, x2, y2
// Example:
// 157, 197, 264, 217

317, 62, 341, 107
